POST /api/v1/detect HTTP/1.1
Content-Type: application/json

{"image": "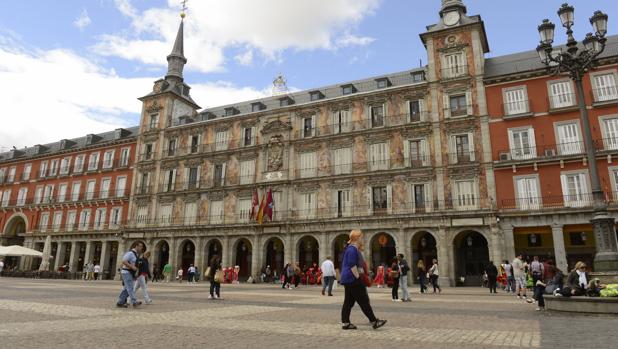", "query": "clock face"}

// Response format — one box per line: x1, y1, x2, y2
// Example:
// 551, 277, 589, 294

444, 11, 460, 26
